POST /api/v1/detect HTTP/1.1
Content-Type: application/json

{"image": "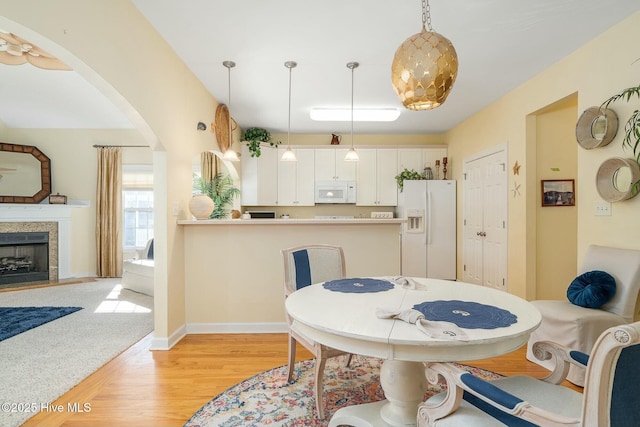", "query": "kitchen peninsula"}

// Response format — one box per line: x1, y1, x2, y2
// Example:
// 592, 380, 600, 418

178, 217, 404, 334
